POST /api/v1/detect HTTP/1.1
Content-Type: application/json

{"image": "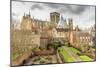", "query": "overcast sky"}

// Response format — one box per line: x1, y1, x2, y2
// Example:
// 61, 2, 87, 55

12, 1, 95, 29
